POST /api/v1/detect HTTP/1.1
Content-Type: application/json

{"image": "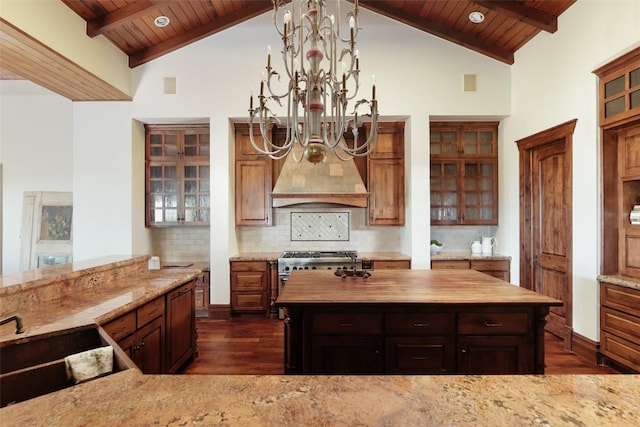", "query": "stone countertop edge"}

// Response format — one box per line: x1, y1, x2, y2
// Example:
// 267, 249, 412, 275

0, 267, 201, 345
229, 252, 411, 261
598, 274, 640, 291
431, 251, 512, 261
0, 370, 637, 427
